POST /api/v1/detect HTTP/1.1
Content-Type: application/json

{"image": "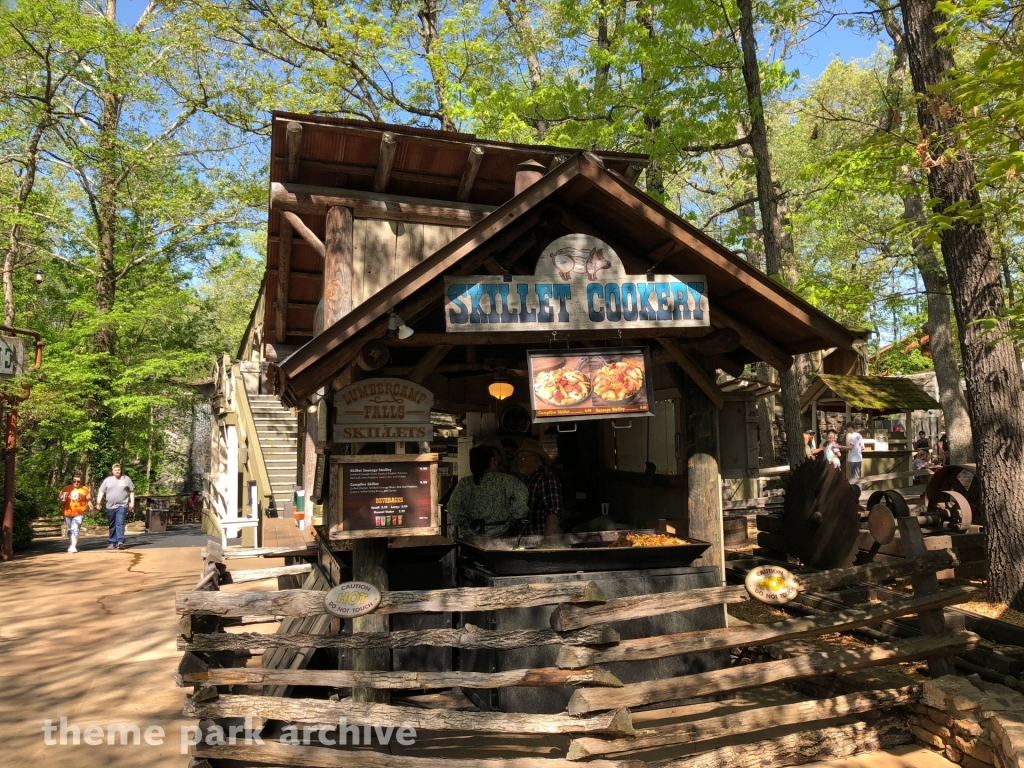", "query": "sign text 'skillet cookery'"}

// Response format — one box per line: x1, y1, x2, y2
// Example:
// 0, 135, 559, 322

443, 234, 709, 332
